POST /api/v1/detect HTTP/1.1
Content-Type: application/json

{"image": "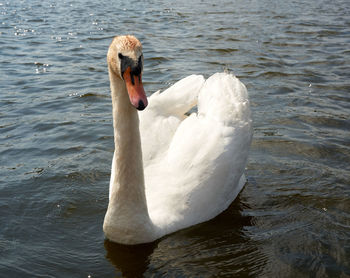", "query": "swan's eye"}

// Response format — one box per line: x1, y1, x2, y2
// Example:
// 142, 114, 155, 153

118, 53, 124, 60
